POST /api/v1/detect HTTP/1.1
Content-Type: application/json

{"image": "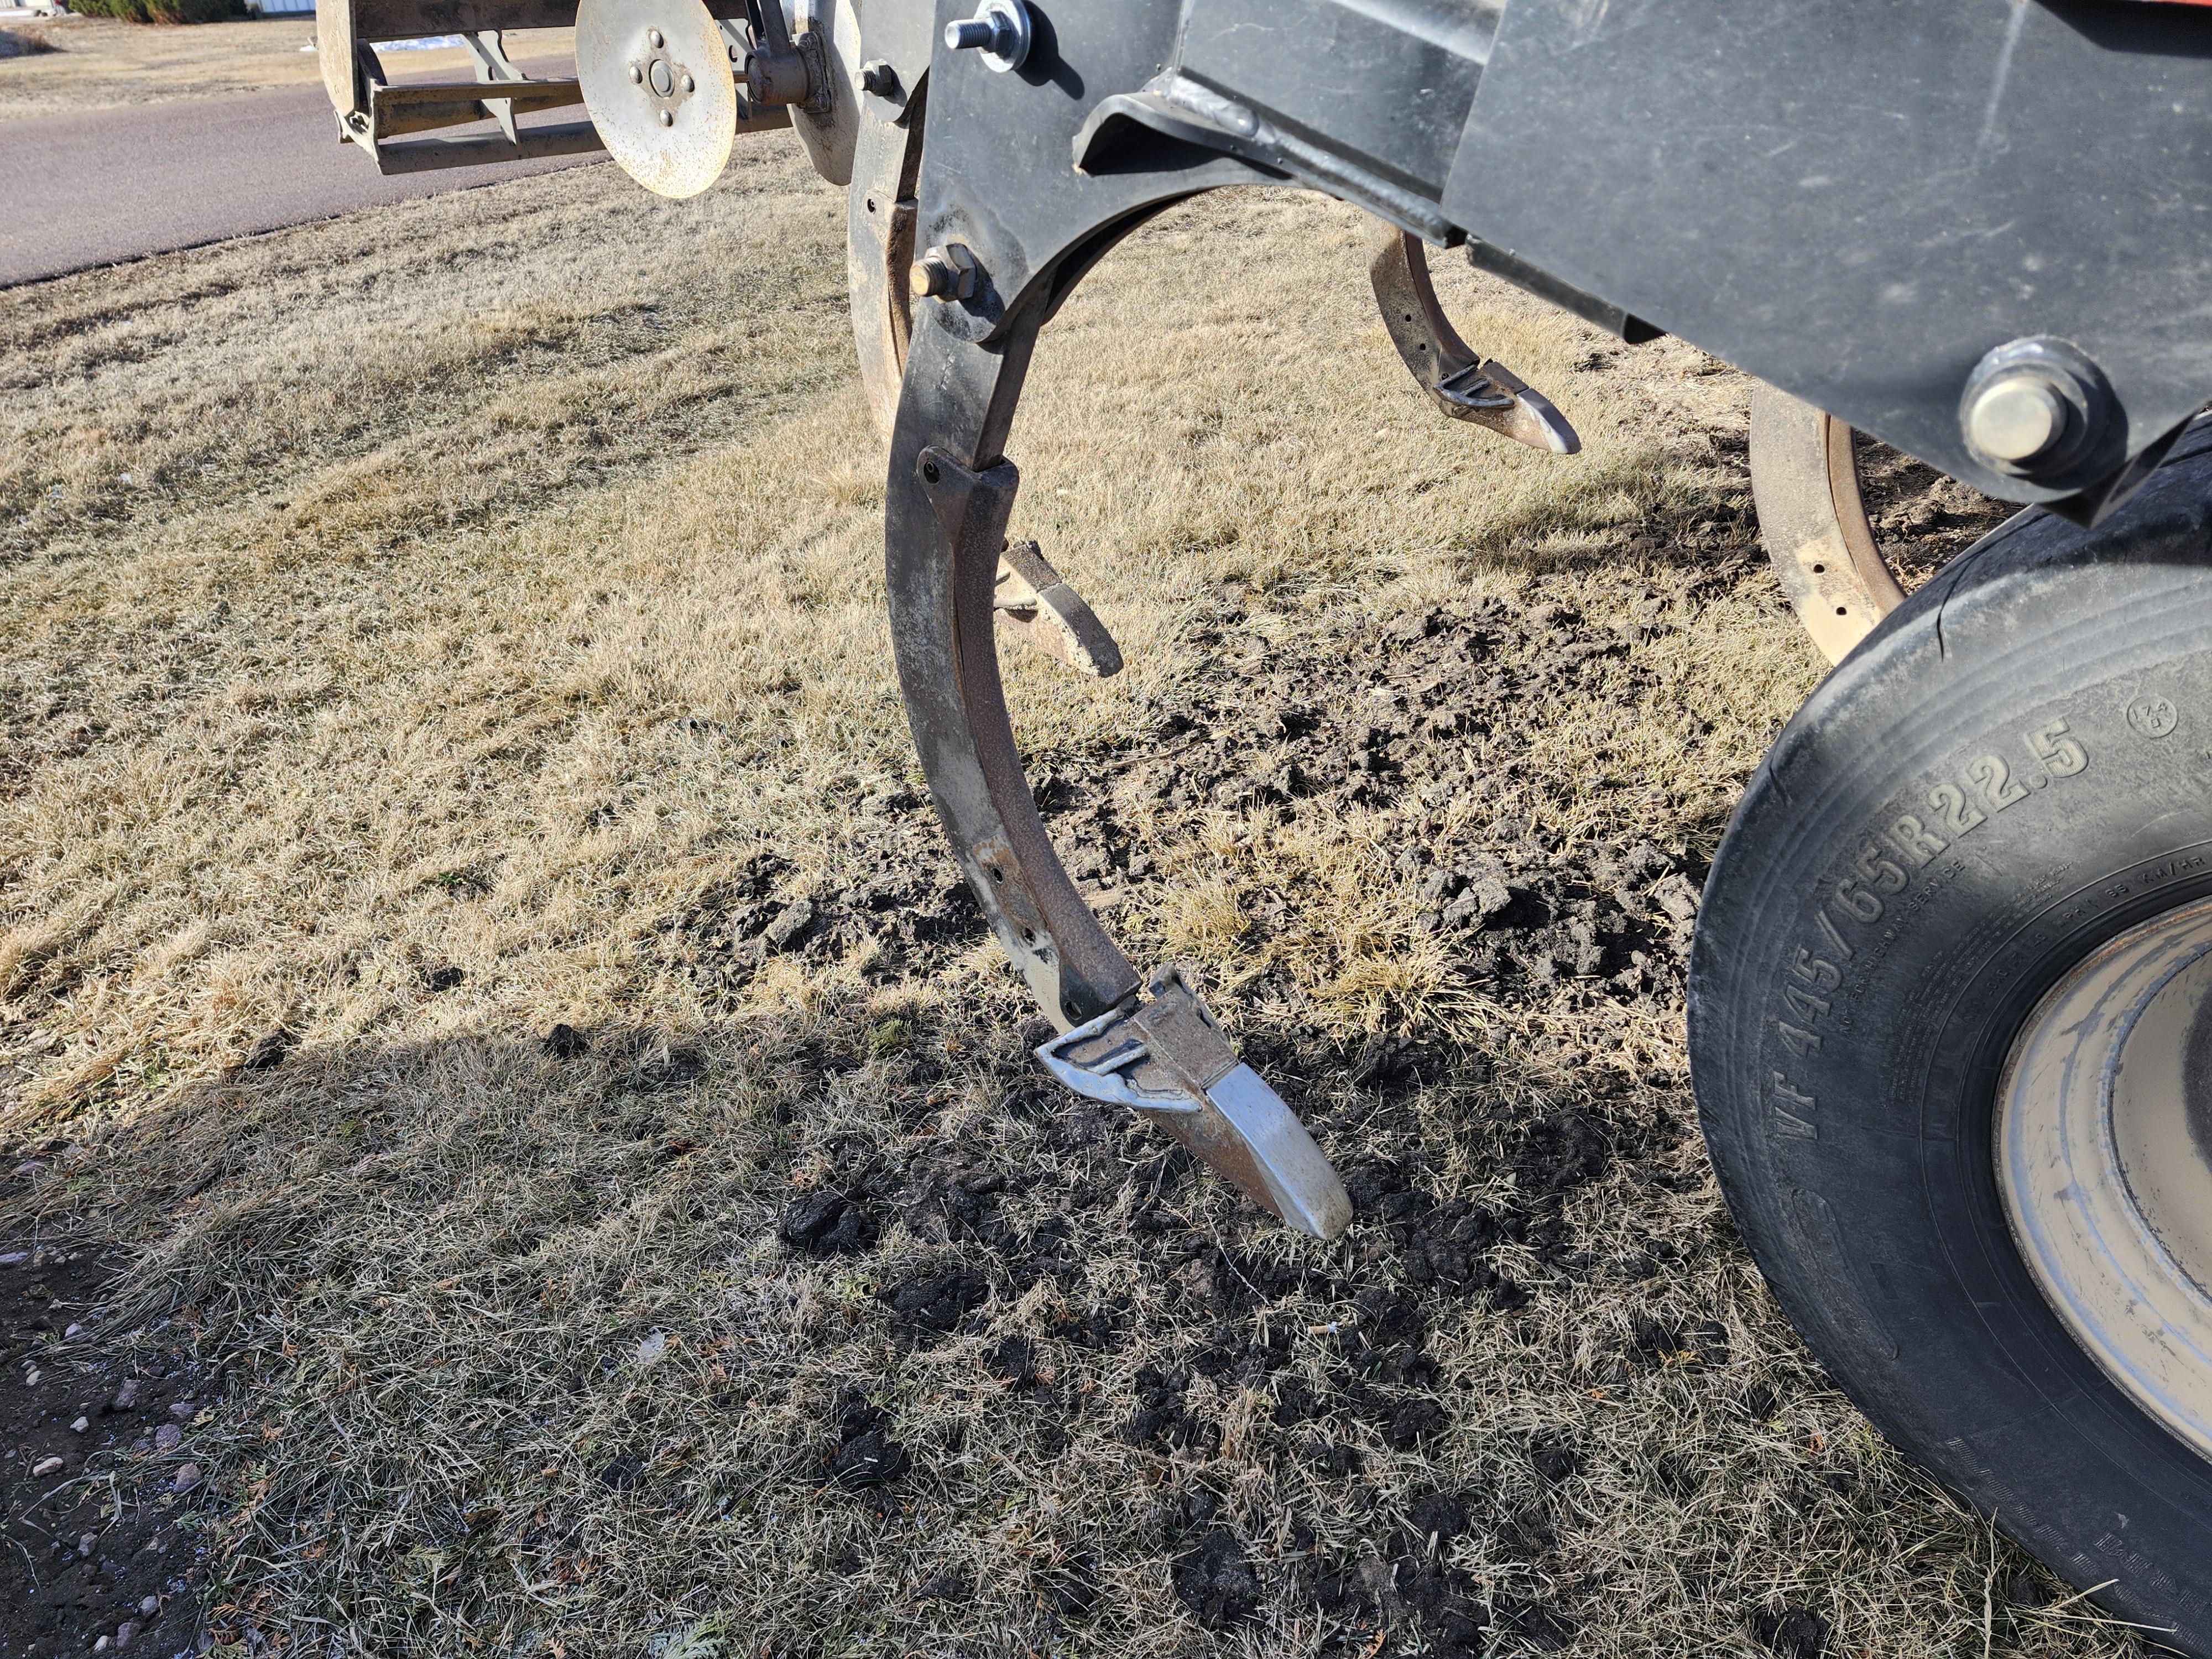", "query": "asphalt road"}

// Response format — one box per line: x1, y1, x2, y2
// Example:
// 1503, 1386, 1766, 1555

0, 76, 602, 288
